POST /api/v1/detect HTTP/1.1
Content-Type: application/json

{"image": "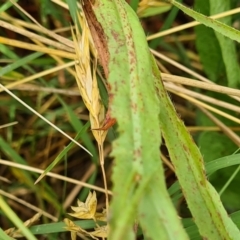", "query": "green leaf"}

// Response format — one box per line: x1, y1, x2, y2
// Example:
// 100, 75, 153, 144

35, 122, 90, 184
66, 0, 78, 25
0, 228, 14, 240
138, 4, 171, 18
169, 153, 240, 203
29, 220, 99, 235
183, 210, 240, 239
0, 196, 37, 240
57, 96, 98, 163
152, 50, 240, 238
0, 0, 18, 13
82, 0, 240, 239
149, 0, 182, 49
0, 136, 36, 188
194, 0, 225, 83
82, 0, 189, 239
168, 0, 240, 44
209, 0, 240, 87
198, 132, 237, 163
0, 52, 43, 77
129, 0, 139, 12
207, 153, 240, 176
194, 0, 240, 87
